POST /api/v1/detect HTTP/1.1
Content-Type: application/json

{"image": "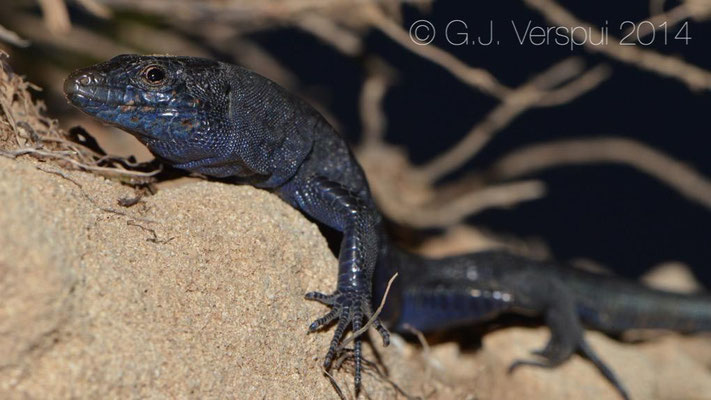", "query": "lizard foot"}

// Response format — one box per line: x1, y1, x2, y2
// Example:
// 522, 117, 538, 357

507, 336, 630, 400
508, 332, 575, 372
305, 289, 390, 392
